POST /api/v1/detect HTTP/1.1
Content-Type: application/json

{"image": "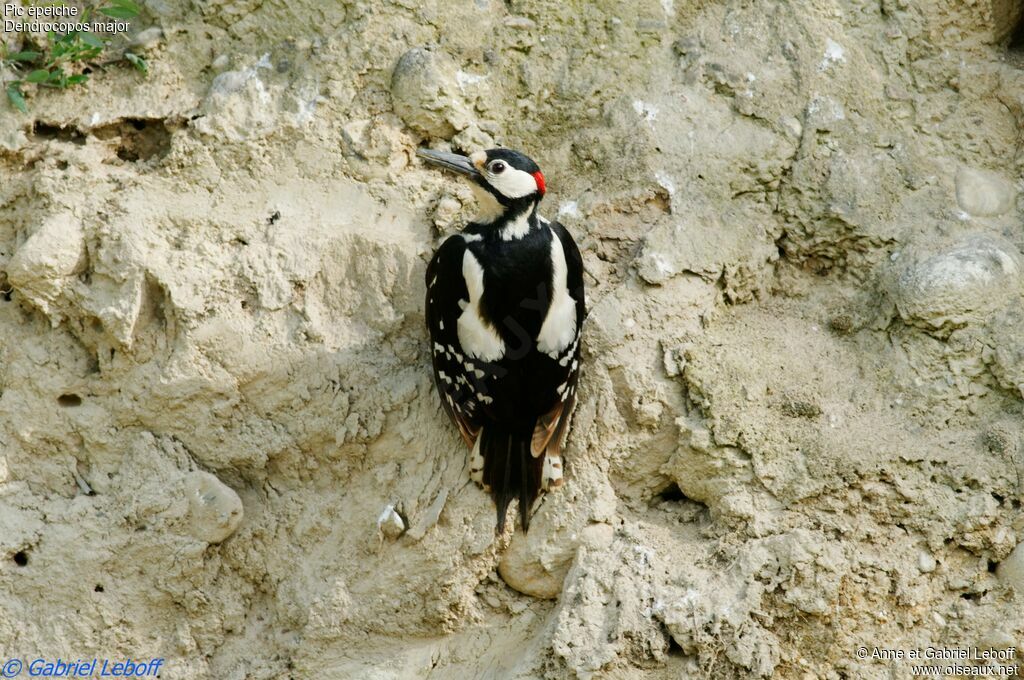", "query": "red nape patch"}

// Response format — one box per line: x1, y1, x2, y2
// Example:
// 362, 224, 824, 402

532, 171, 546, 195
